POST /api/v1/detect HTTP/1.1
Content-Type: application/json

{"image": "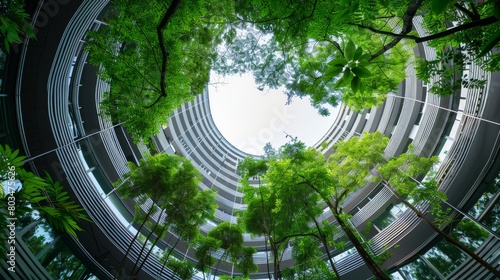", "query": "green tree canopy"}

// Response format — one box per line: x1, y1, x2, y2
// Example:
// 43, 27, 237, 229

214, 0, 500, 113
86, 0, 235, 142
115, 153, 217, 277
